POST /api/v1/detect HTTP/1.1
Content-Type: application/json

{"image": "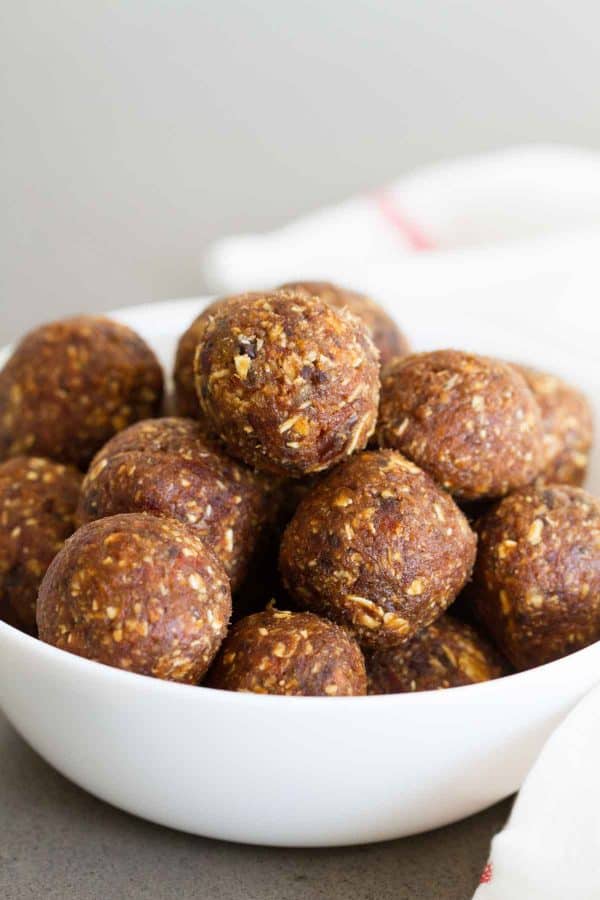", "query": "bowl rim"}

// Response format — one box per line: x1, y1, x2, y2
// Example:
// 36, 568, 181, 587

2, 617, 599, 708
